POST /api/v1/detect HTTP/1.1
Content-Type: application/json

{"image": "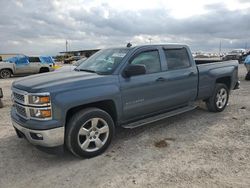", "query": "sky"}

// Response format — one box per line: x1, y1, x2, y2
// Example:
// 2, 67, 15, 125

0, 0, 250, 55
